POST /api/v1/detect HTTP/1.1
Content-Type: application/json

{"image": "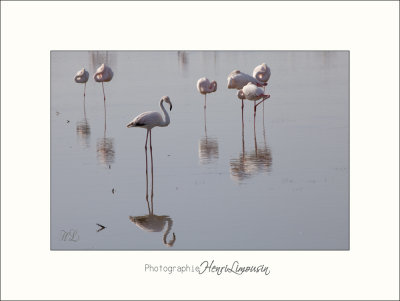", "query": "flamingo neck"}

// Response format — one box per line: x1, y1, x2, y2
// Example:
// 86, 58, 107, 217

159, 100, 170, 127
163, 217, 176, 247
